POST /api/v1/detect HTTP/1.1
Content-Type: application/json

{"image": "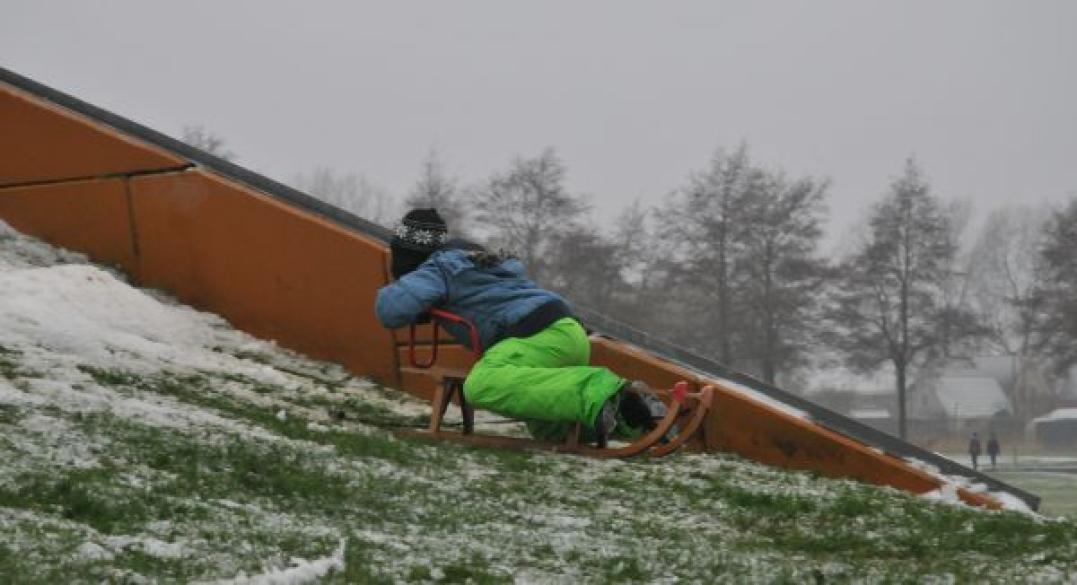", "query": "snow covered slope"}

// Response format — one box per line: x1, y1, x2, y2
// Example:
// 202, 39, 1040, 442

0, 222, 426, 582
1, 221, 1076, 583
0, 221, 429, 437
